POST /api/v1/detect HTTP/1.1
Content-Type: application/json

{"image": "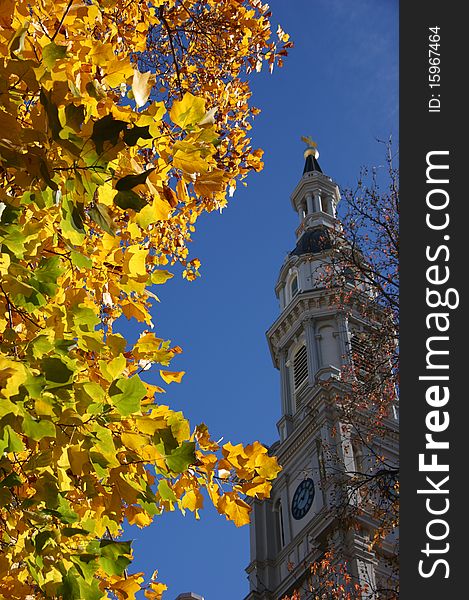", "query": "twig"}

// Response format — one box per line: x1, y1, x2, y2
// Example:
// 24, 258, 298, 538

51, 0, 74, 42
158, 8, 183, 98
